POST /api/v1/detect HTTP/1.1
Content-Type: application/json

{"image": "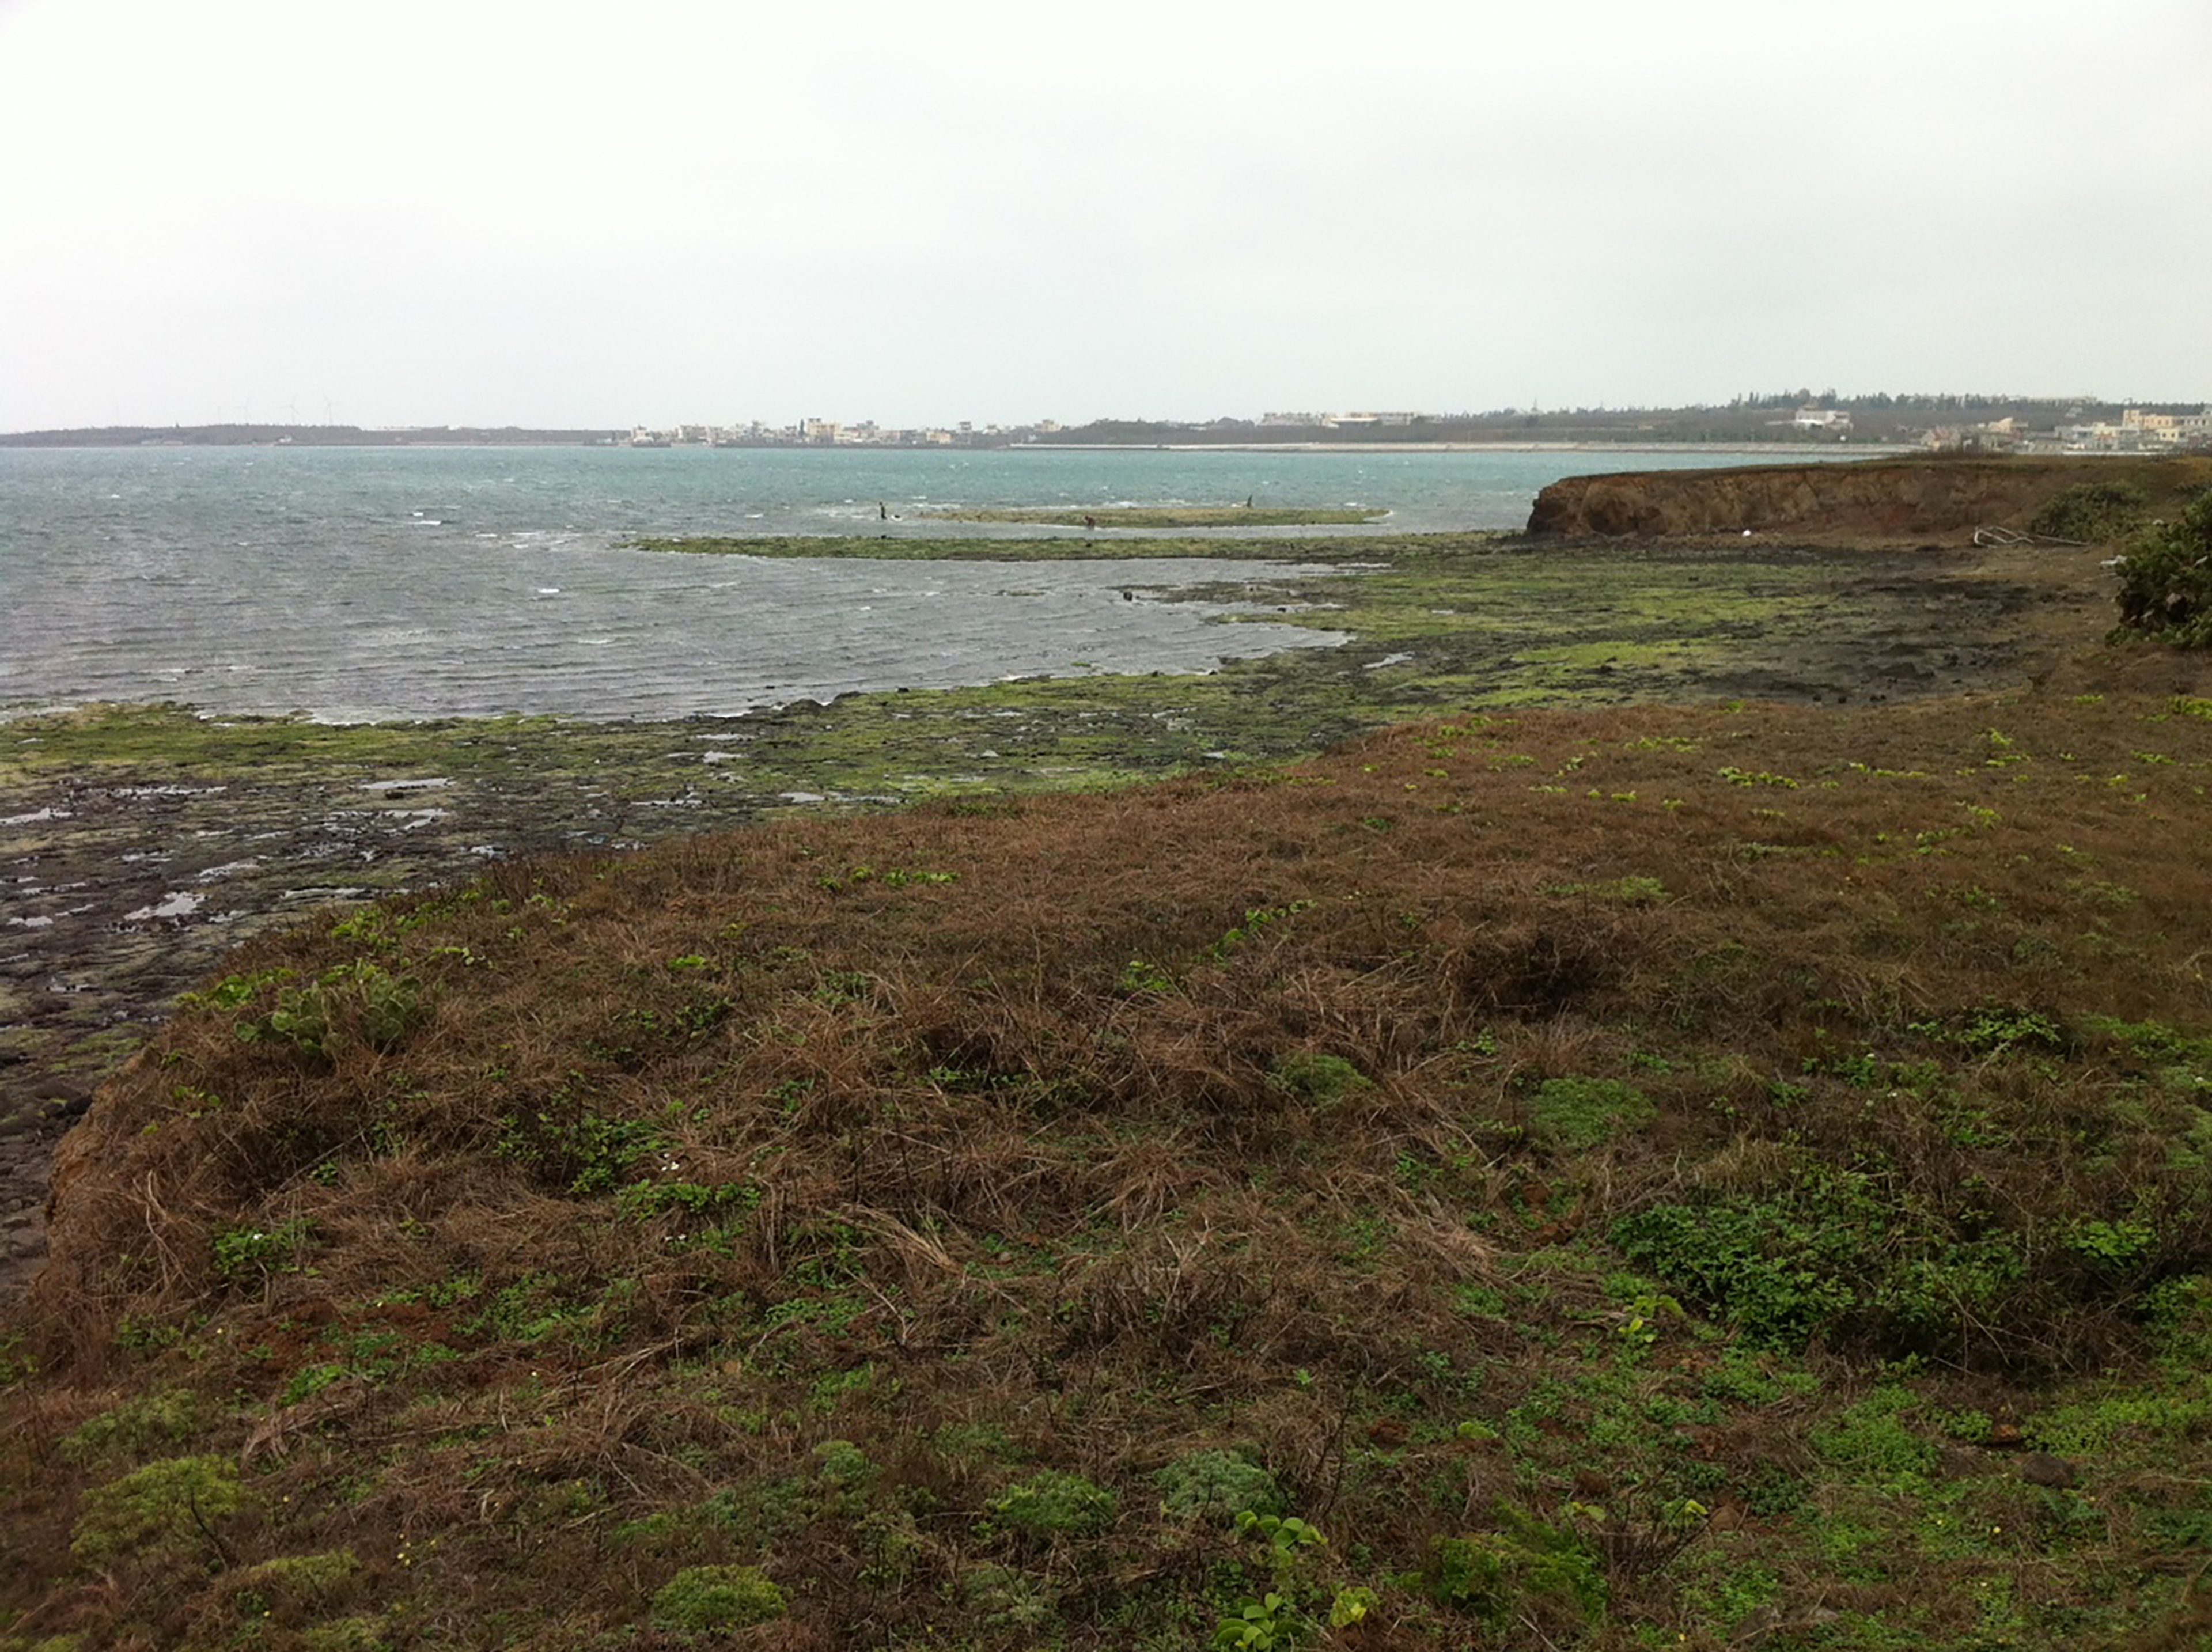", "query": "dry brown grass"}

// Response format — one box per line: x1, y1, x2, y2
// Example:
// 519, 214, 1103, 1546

5, 631, 2212, 1648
